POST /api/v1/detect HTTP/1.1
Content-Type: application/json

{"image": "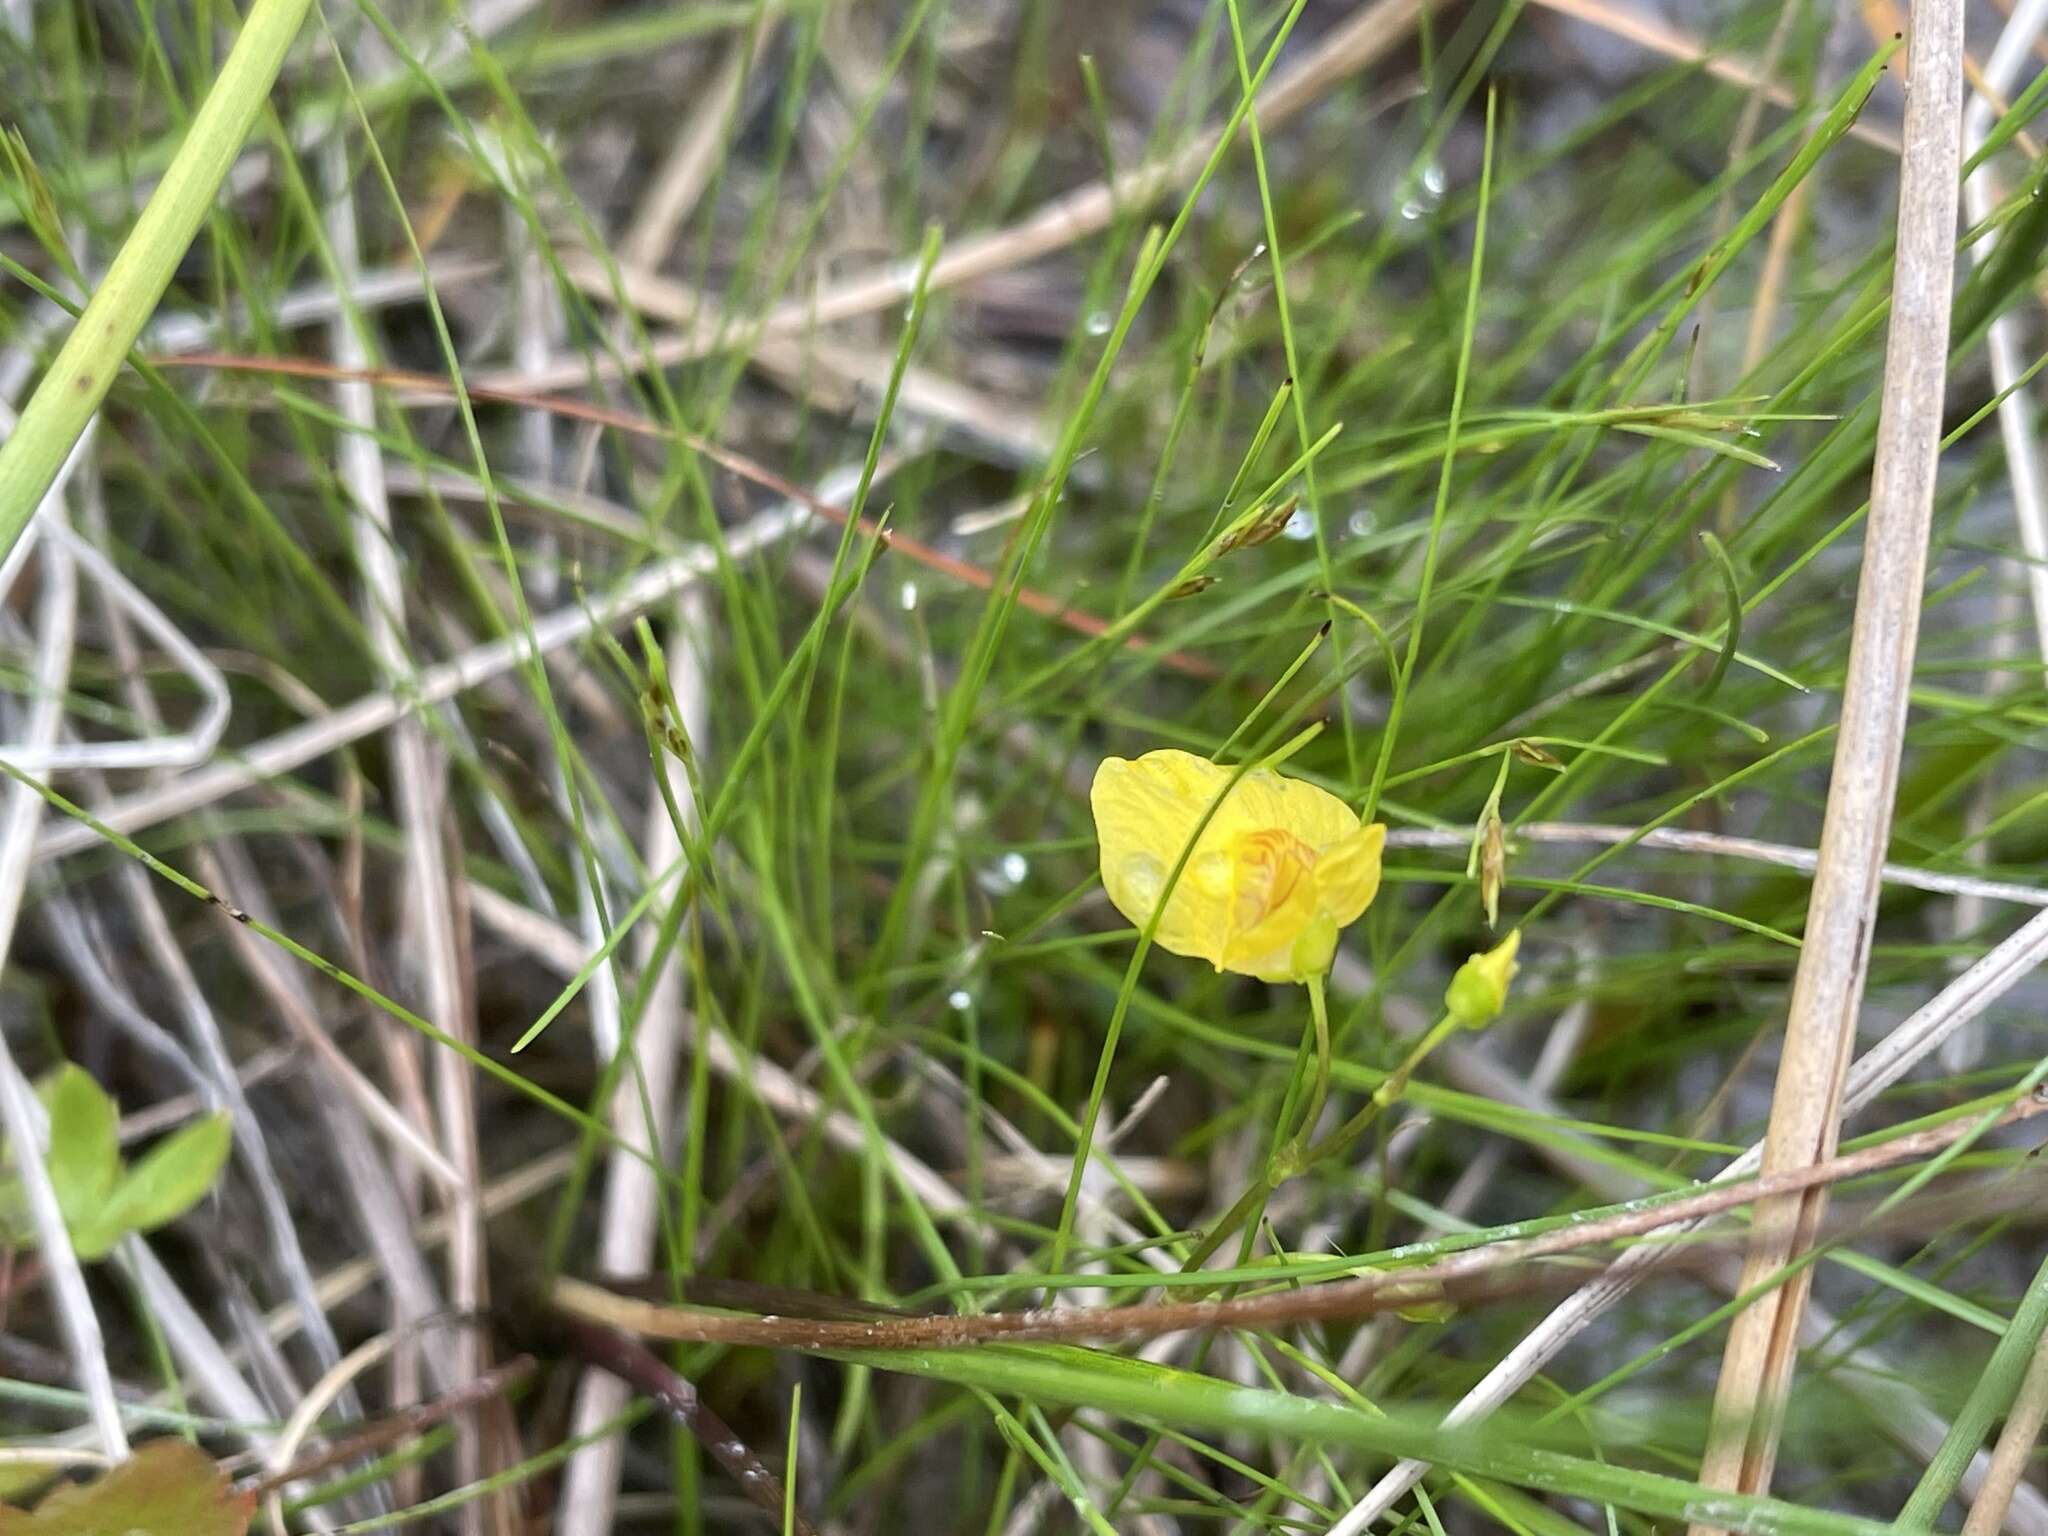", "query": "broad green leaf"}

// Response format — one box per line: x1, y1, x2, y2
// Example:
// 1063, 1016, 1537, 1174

89, 1114, 231, 1258
0, 1438, 252, 1534
39, 1067, 117, 1243
64, 1212, 126, 1265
